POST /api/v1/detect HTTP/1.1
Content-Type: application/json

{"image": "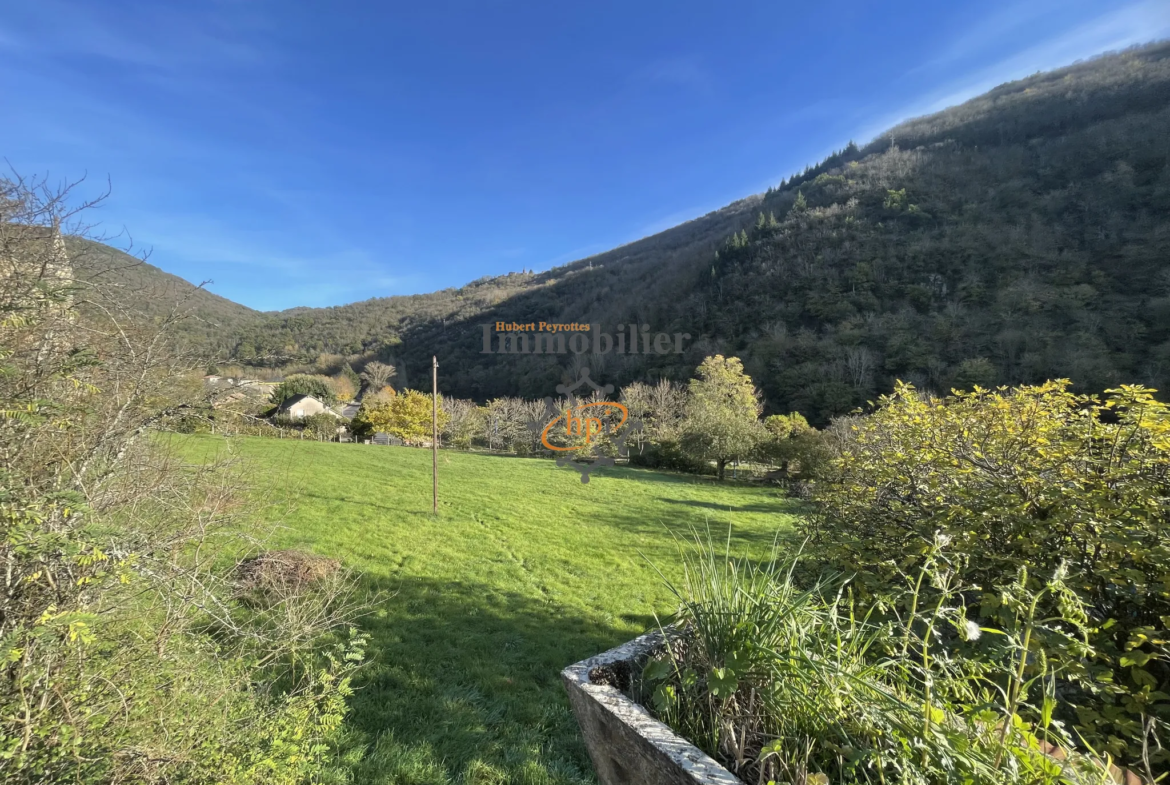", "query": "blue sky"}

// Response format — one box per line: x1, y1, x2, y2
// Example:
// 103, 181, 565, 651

3, 1, 1168, 311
